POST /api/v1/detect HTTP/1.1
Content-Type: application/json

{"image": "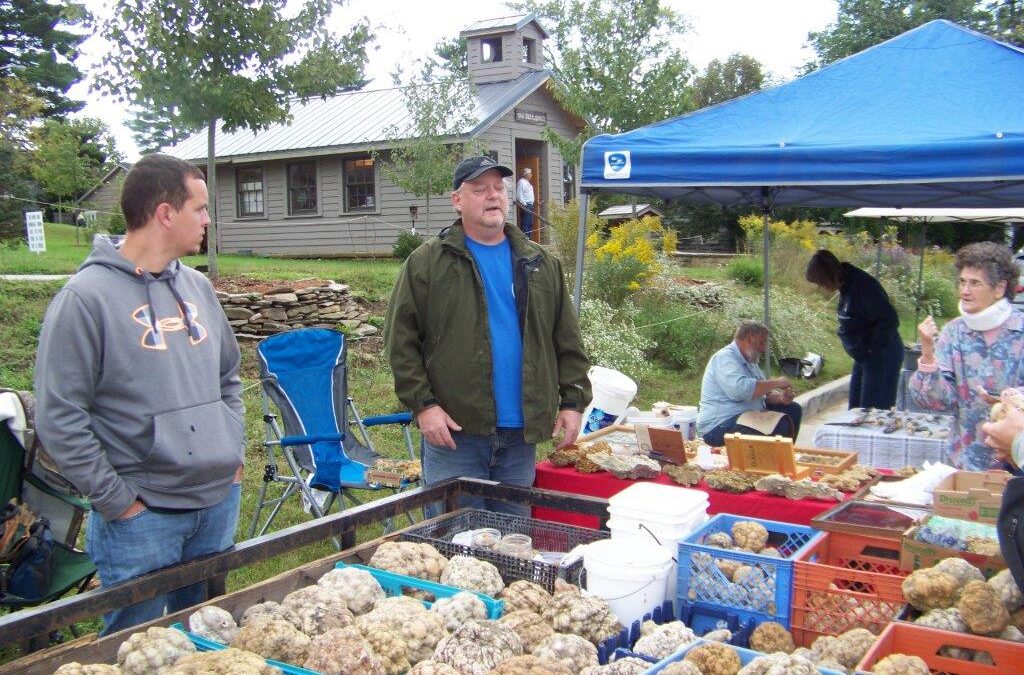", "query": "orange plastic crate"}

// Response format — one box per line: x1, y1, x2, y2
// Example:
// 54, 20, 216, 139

791, 532, 907, 648
856, 622, 1024, 673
